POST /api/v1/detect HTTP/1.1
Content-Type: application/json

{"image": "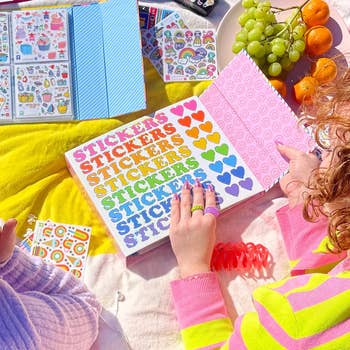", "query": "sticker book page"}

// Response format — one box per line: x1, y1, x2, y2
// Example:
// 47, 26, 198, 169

65, 96, 263, 257
0, 13, 10, 65
0, 66, 12, 119
200, 50, 313, 189
163, 29, 218, 82
12, 10, 69, 63
31, 220, 91, 279
14, 62, 72, 118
